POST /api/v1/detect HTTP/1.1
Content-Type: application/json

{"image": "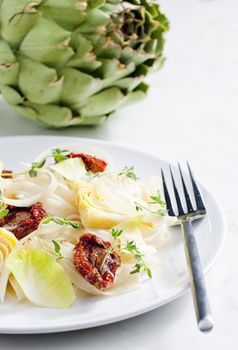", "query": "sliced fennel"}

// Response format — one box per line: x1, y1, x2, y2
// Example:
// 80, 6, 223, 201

50, 157, 87, 182
6, 249, 75, 308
